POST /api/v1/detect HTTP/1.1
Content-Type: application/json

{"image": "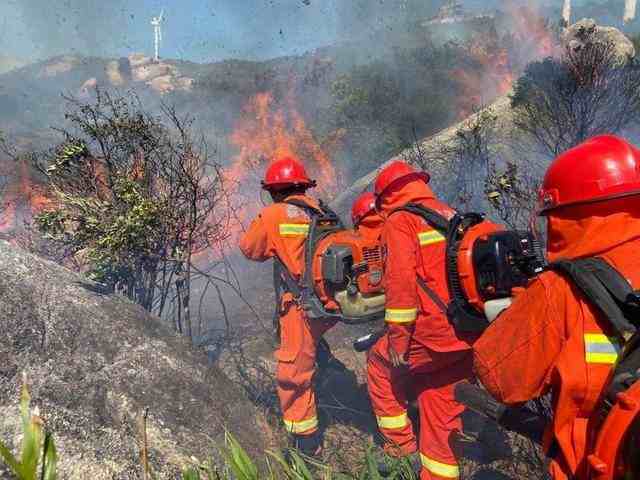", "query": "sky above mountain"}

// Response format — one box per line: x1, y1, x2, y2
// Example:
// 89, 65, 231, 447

0, 0, 627, 63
